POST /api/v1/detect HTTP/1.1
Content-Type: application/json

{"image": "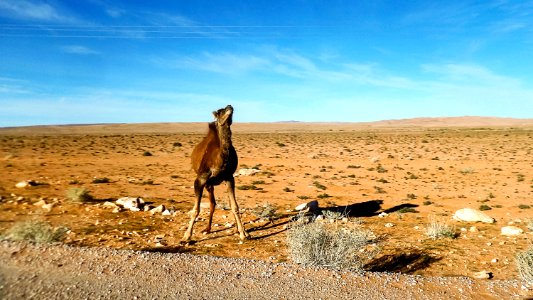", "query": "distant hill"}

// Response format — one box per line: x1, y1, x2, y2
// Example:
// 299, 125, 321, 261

0, 116, 532, 135
365, 116, 533, 128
